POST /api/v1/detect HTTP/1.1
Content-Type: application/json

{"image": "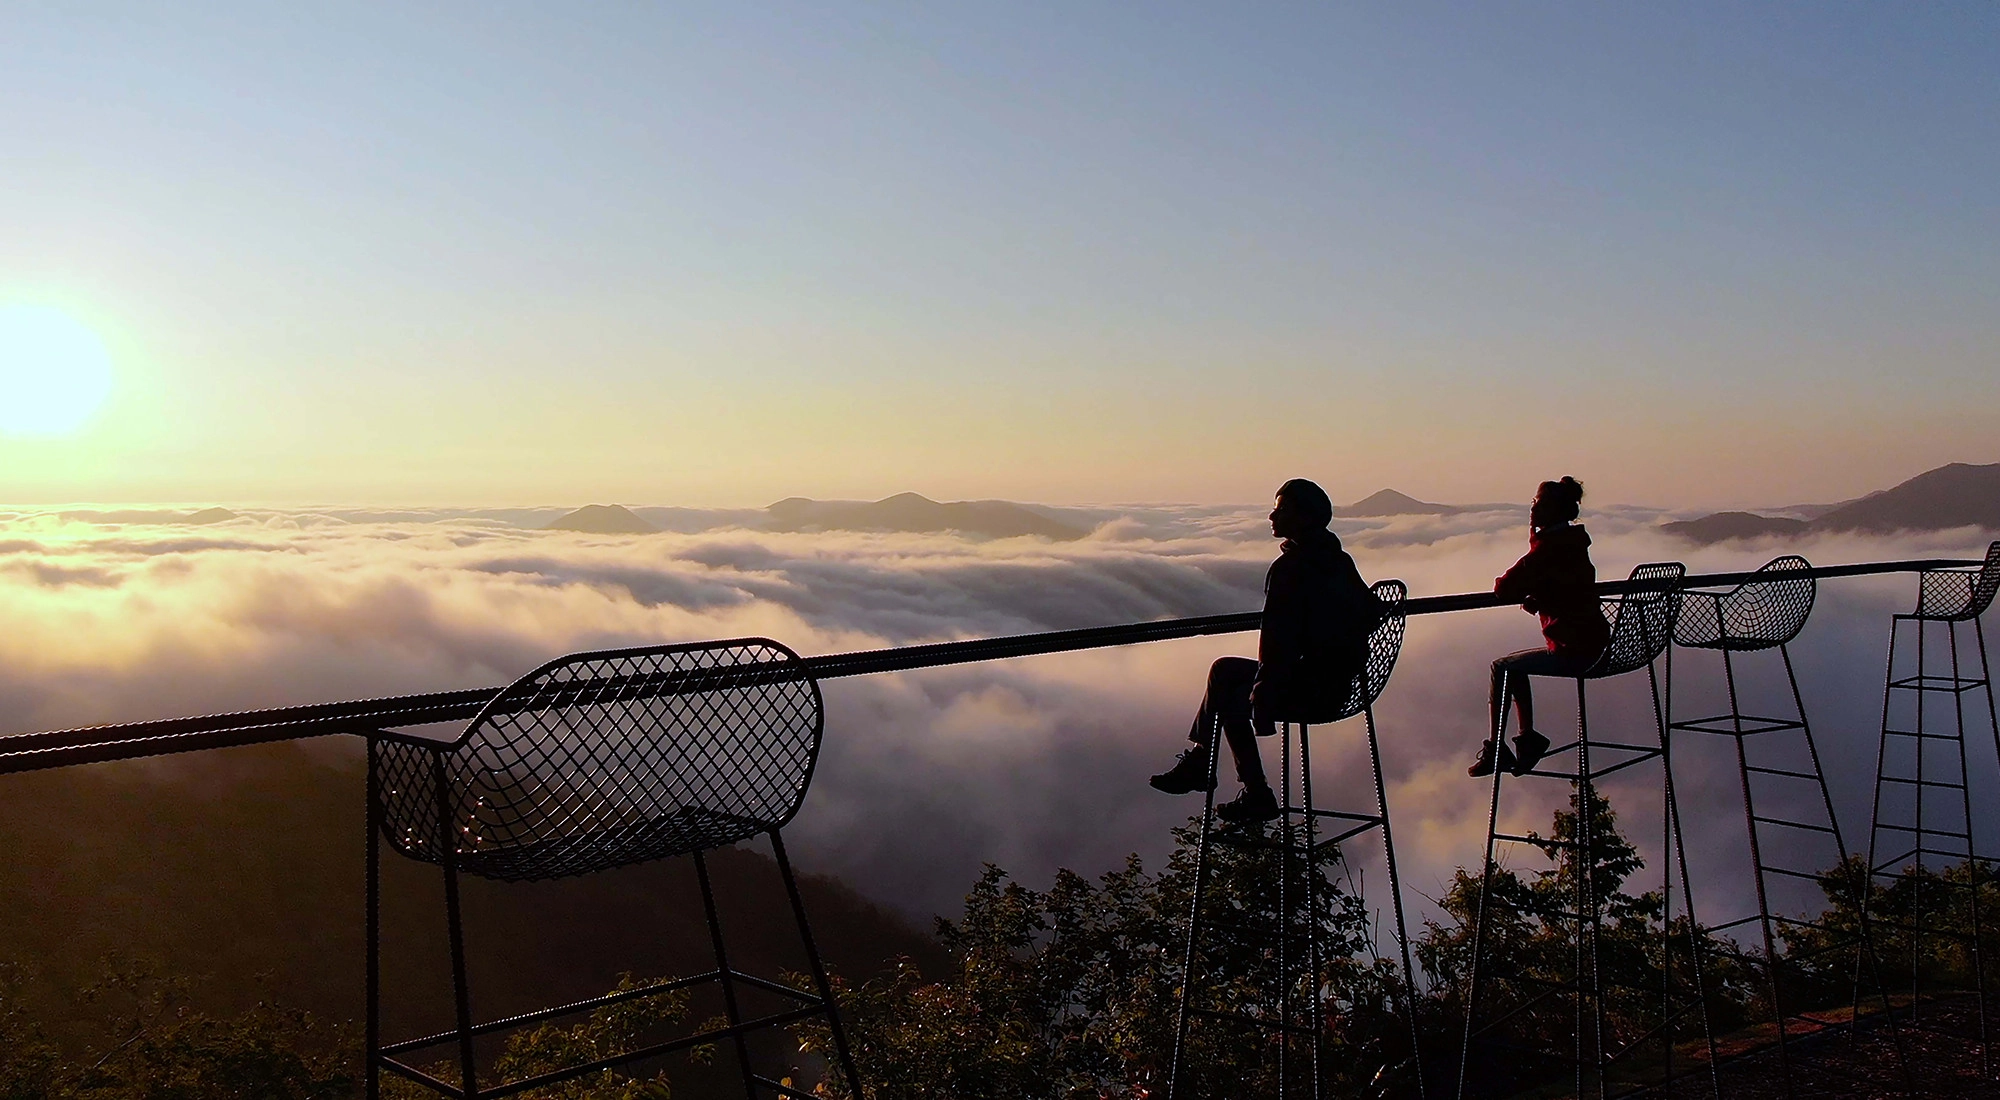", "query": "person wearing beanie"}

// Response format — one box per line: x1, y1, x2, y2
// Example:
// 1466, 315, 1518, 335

1150, 478, 1381, 823
1470, 476, 1611, 778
